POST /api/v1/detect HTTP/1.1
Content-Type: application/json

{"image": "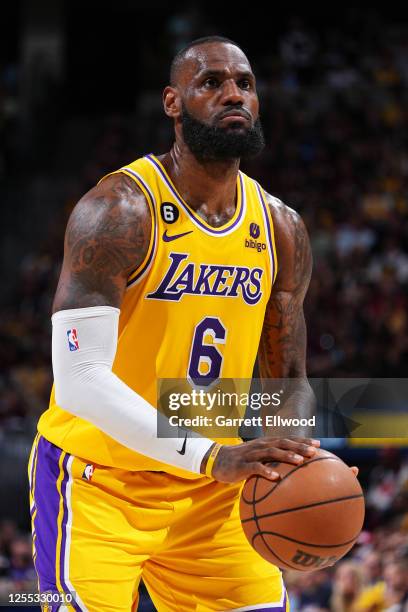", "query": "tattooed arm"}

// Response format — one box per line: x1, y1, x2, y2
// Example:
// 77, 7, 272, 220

51, 173, 220, 474
53, 172, 151, 313
257, 194, 315, 435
